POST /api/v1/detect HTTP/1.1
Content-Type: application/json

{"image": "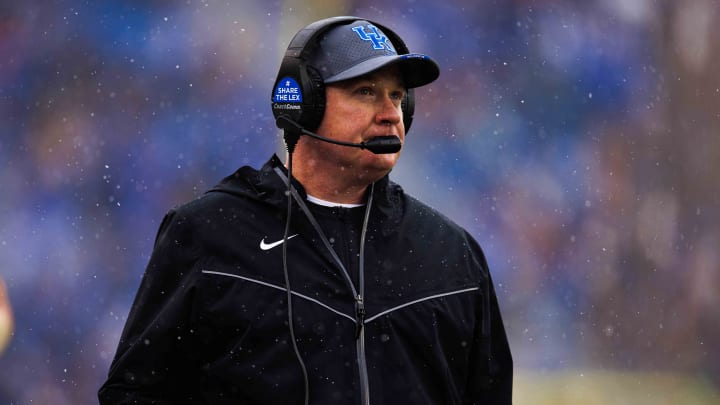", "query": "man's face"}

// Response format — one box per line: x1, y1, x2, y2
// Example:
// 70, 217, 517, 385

312, 66, 406, 180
